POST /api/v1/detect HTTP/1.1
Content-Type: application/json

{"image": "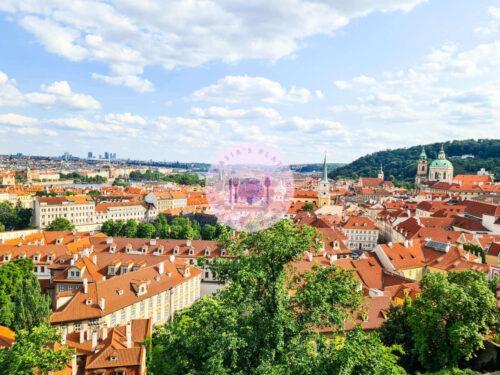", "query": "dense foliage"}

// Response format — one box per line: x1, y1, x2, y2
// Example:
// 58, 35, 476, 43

0, 202, 32, 231
291, 163, 344, 173
149, 220, 404, 374
381, 271, 498, 373
46, 217, 75, 231
60, 172, 107, 184
101, 214, 230, 241
129, 169, 204, 185
0, 323, 74, 375
0, 259, 51, 331
330, 139, 500, 184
